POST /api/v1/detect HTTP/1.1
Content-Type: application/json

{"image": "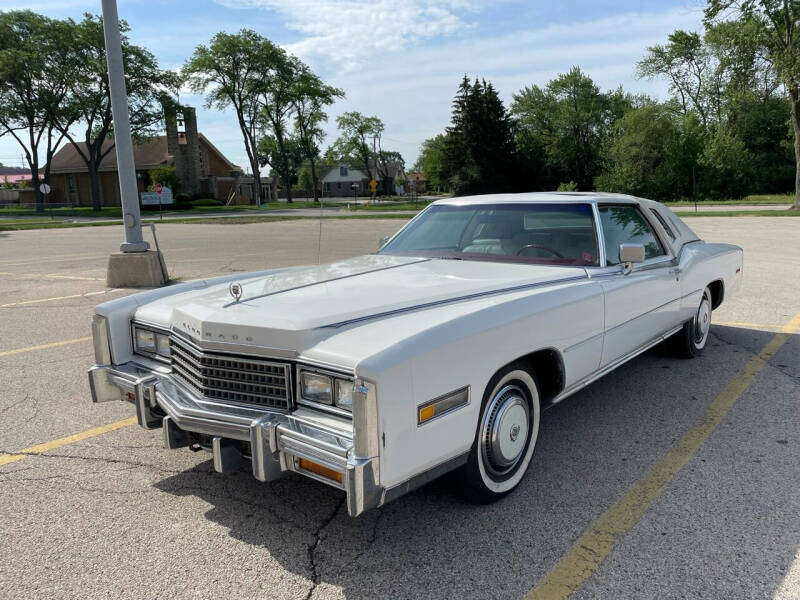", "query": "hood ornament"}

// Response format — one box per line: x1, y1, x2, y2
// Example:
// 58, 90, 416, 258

228, 282, 243, 302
